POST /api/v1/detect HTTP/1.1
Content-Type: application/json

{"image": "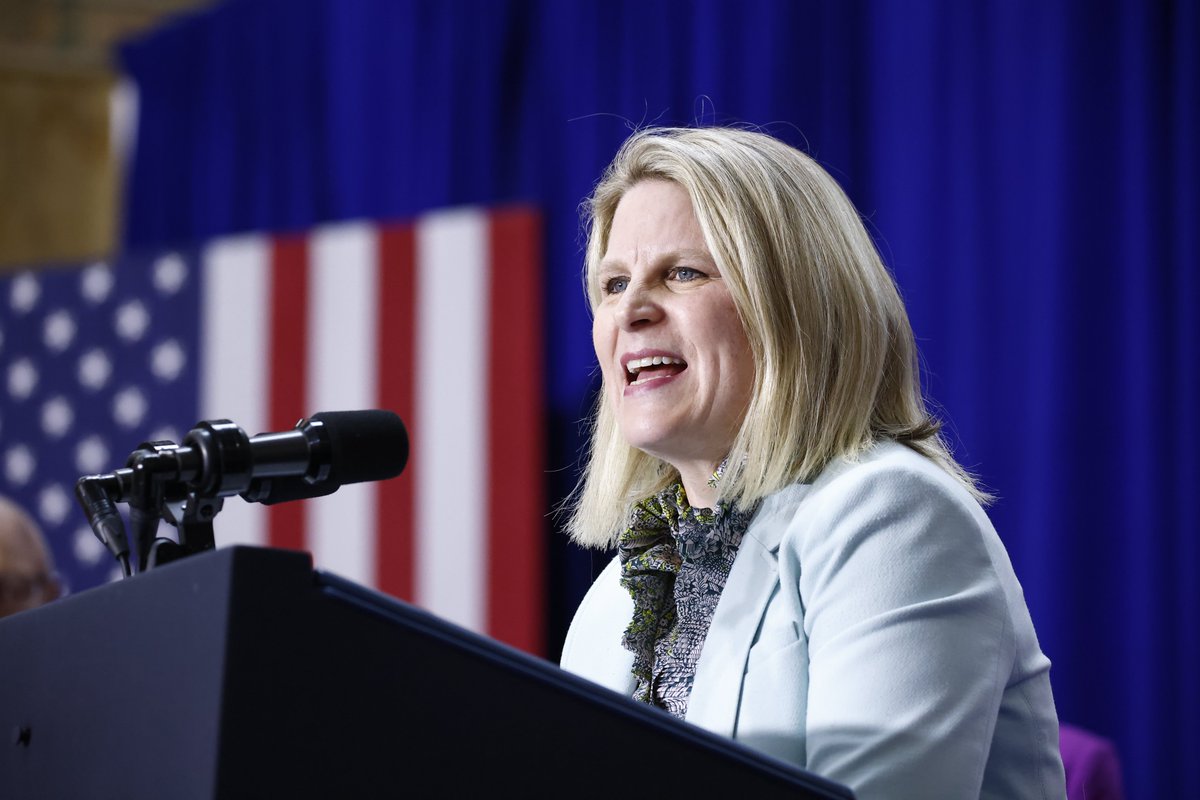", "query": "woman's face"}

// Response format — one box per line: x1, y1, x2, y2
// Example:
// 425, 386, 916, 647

592, 180, 755, 479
